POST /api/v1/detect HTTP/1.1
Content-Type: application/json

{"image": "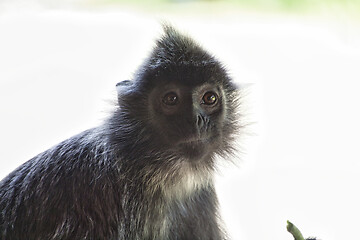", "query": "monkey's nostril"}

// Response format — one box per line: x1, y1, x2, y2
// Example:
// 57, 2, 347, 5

196, 114, 207, 130
196, 115, 201, 127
